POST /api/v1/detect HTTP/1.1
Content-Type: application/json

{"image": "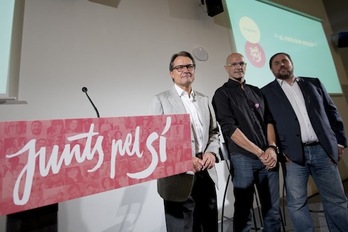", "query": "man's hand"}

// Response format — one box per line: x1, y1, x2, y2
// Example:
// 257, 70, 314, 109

193, 157, 204, 172
259, 148, 277, 170
338, 146, 344, 161
192, 152, 216, 172
201, 152, 216, 170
